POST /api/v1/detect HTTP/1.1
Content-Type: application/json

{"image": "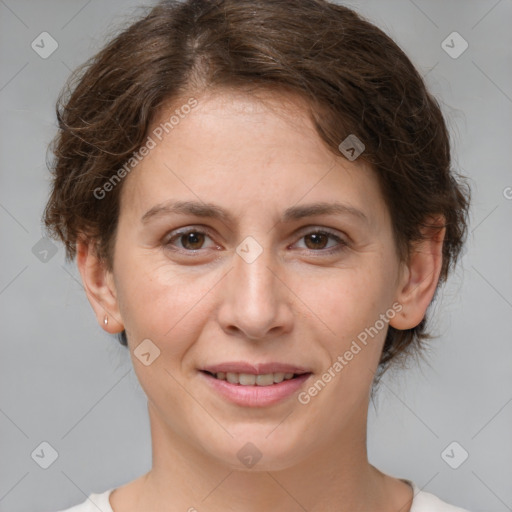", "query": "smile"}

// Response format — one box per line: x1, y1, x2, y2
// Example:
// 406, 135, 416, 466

203, 370, 298, 386
199, 369, 312, 407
